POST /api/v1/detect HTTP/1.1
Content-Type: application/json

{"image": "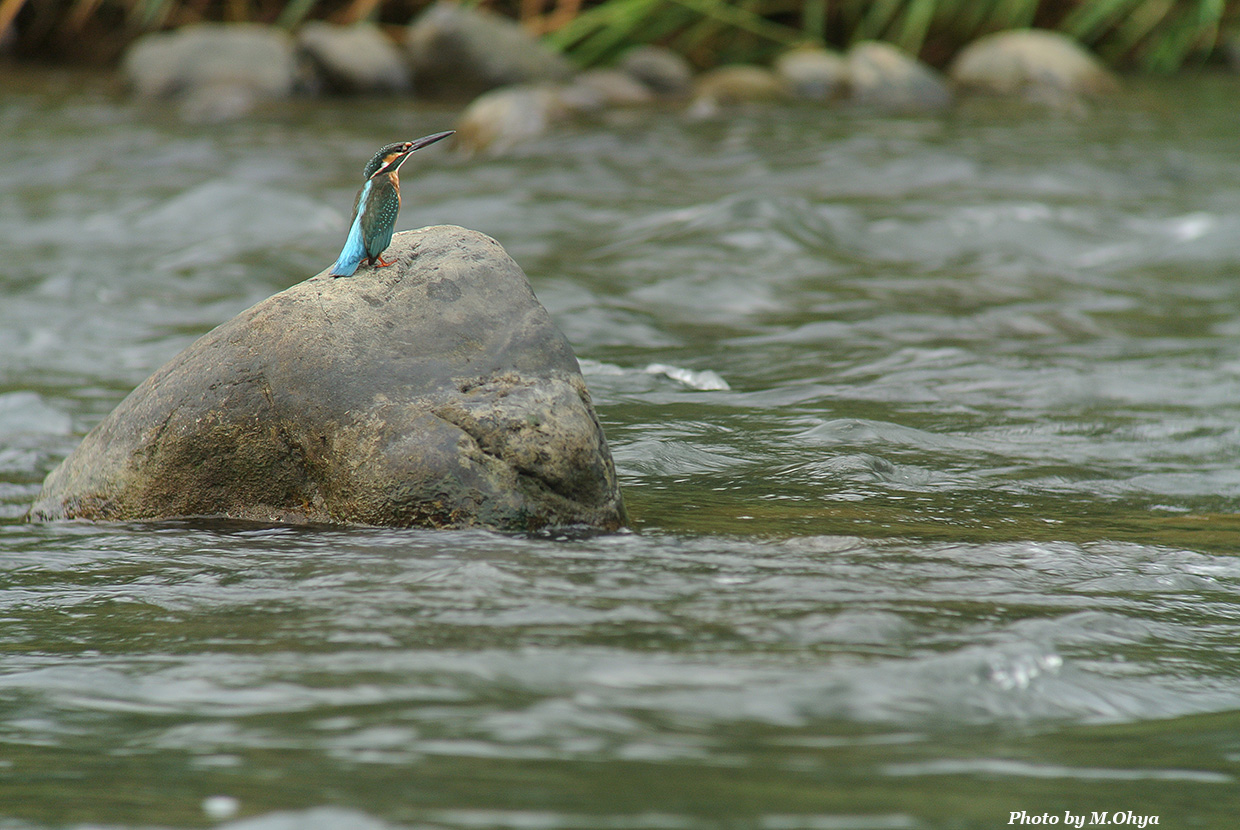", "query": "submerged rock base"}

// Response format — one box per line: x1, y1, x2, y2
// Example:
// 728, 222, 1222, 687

30, 226, 626, 531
